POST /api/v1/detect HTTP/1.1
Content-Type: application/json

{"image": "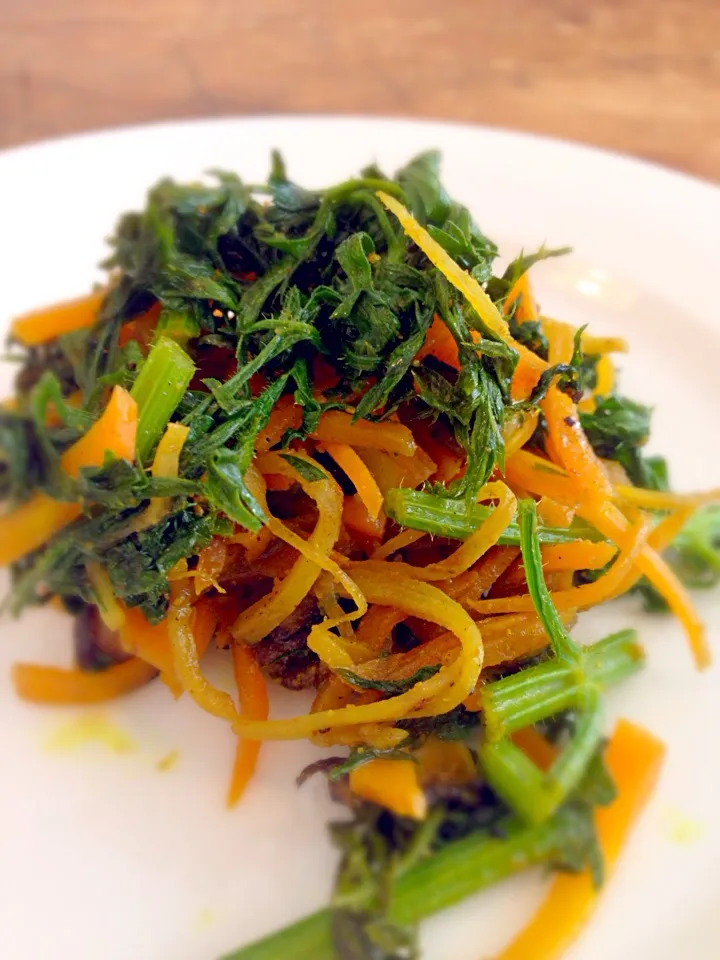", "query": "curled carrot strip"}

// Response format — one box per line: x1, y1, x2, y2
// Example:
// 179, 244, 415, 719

323, 441, 384, 520
354, 481, 517, 583
312, 410, 416, 457
470, 515, 649, 616
582, 501, 710, 670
